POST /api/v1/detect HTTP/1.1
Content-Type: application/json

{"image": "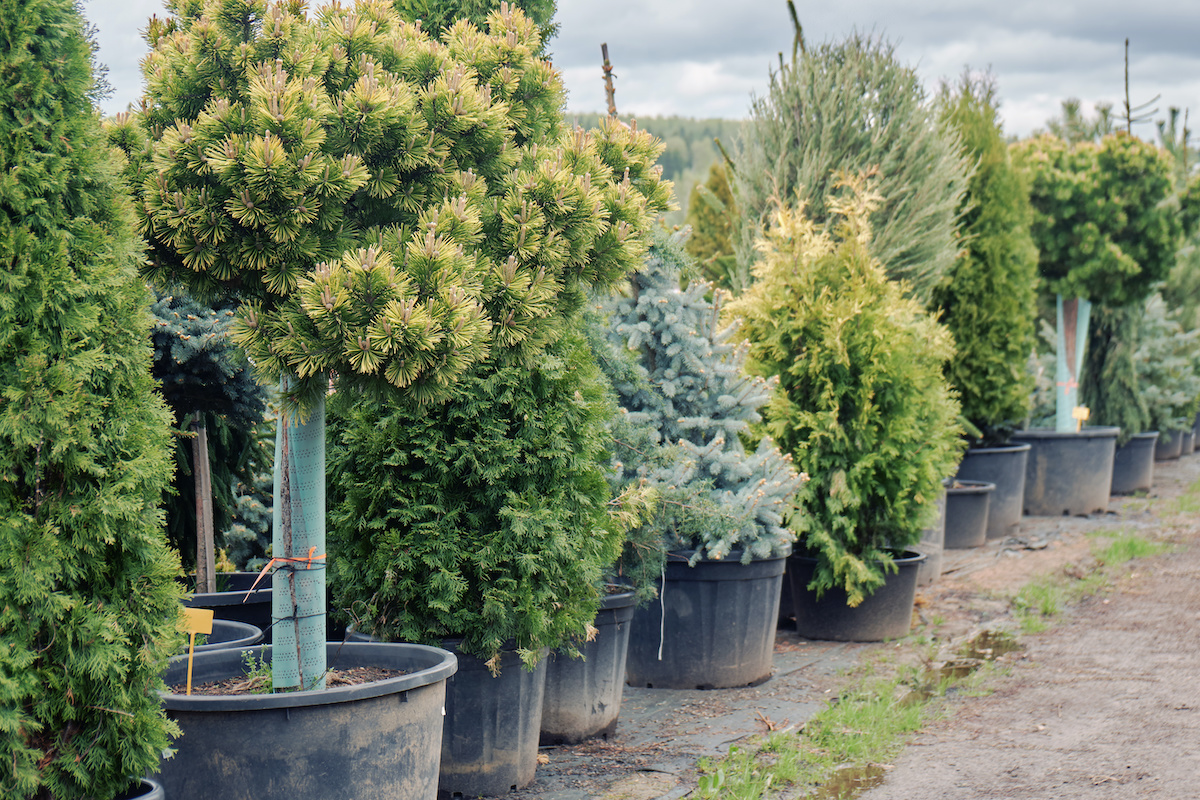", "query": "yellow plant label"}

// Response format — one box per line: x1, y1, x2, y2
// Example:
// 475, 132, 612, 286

180, 607, 214, 635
